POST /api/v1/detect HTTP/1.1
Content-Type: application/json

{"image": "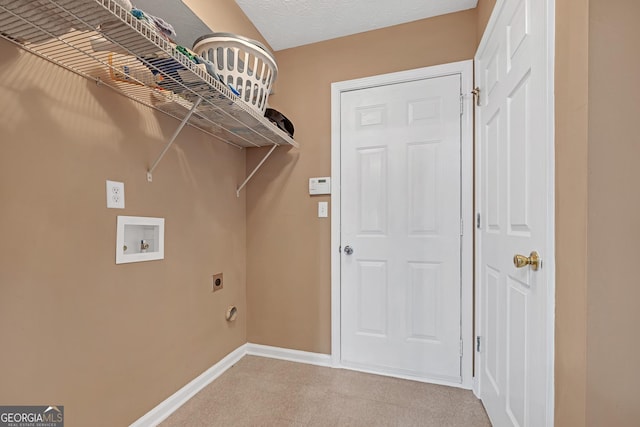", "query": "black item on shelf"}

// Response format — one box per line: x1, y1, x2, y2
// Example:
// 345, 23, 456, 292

141, 55, 186, 81
264, 108, 294, 138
